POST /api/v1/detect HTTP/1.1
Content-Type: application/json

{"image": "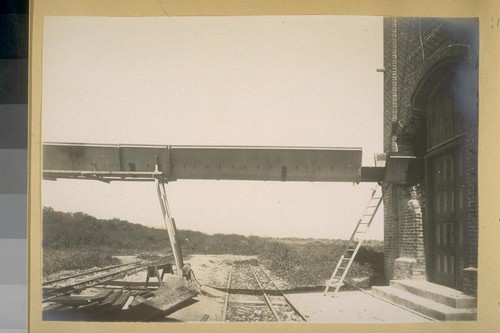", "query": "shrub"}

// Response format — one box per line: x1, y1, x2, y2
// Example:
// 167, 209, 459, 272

43, 247, 120, 276
42, 207, 385, 287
